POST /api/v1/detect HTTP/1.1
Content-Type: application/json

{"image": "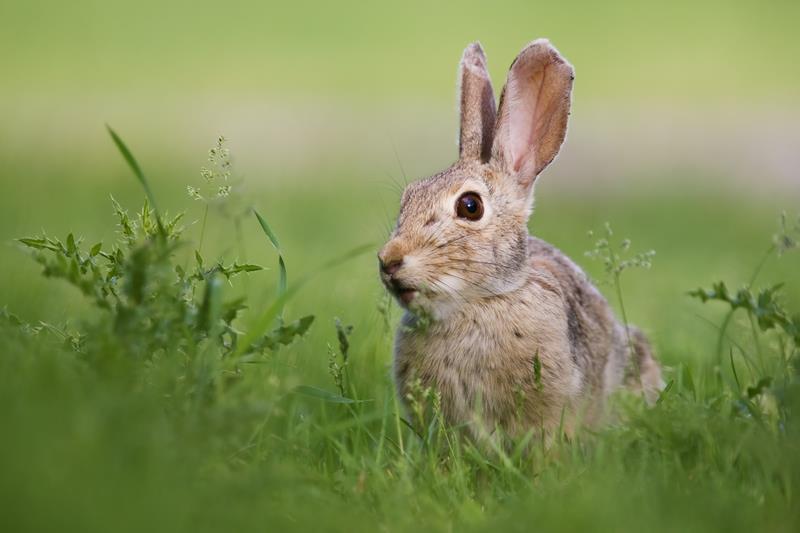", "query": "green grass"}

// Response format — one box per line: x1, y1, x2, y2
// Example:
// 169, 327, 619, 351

2, 2, 799, 530
1, 131, 799, 532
